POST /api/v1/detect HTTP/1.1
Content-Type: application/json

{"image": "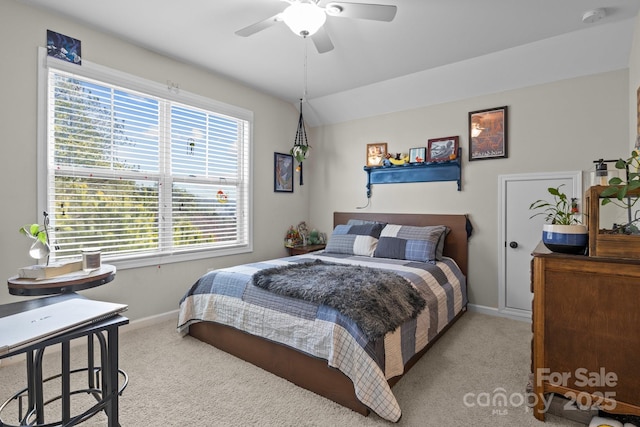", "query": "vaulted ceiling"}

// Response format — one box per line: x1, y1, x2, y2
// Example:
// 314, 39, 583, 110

17, 0, 640, 125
